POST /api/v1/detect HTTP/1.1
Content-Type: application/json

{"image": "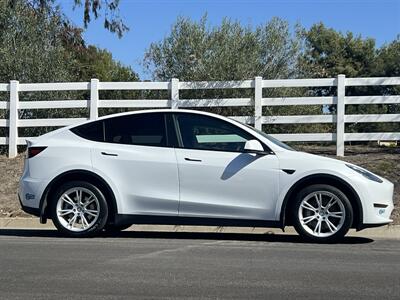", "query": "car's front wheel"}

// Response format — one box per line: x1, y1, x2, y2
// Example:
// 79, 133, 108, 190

51, 181, 108, 237
292, 184, 353, 243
